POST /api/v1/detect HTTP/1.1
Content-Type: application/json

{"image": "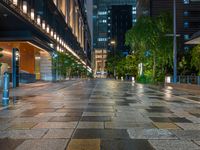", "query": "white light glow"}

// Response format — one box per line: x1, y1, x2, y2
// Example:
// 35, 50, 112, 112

42, 21, 45, 30
37, 15, 41, 25
22, 1, 28, 14
50, 29, 54, 37
46, 25, 50, 33
54, 33, 57, 40
13, 0, 18, 5
166, 76, 171, 83
30, 9, 34, 20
